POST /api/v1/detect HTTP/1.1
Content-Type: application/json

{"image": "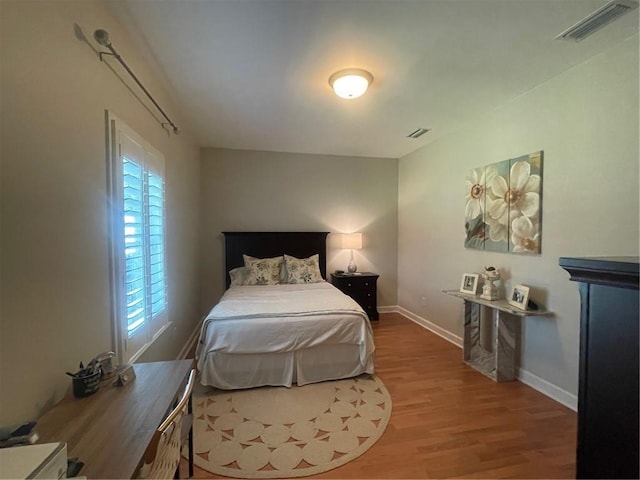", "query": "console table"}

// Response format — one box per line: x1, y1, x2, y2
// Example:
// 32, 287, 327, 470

443, 290, 551, 382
